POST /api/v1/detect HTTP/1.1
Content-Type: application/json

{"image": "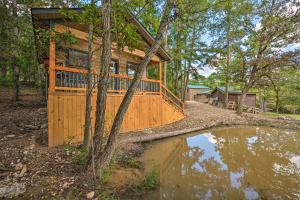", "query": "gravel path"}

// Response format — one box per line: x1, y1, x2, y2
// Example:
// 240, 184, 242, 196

120, 101, 300, 143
